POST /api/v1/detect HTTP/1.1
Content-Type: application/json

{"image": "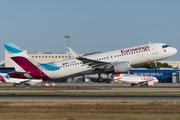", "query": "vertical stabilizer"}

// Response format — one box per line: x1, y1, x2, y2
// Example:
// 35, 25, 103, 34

4, 43, 38, 71
4, 43, 50, 79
